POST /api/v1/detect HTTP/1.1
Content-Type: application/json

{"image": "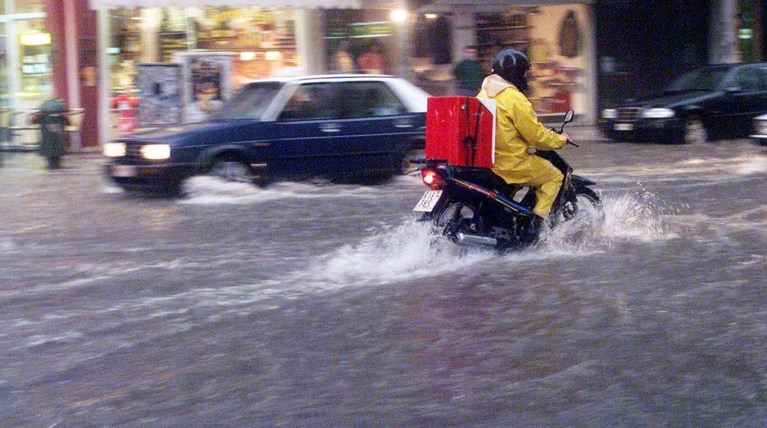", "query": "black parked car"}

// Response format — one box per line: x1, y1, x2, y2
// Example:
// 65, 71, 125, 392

600, 63, 767, 144
104, 75, 428, 193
